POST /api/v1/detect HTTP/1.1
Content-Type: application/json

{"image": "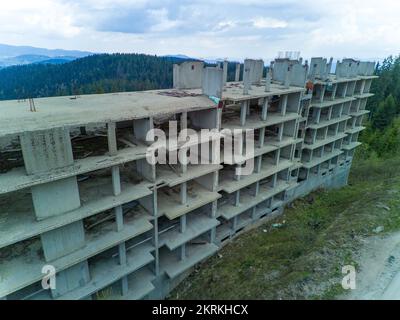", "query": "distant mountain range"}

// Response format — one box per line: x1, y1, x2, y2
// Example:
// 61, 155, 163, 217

0, 43, 93, 67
